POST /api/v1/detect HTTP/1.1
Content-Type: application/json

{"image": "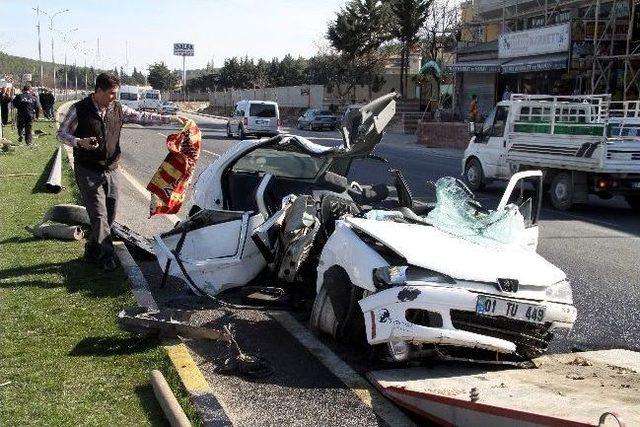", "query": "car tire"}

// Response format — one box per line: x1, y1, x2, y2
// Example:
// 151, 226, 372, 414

309, 284, 339, 337
310, 267, 364, 343
625, 195, 640, 211
550, 172, 574, 210
226, 124, 232, 138
239, 126, 246, 140
464, 158, 485, 191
